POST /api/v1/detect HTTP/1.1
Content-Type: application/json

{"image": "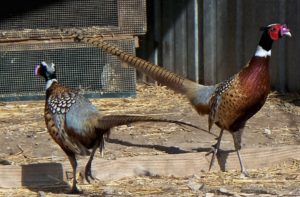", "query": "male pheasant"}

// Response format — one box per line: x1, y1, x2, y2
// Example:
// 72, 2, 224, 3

67, 23, 291, 175
35, 61, 199, 193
